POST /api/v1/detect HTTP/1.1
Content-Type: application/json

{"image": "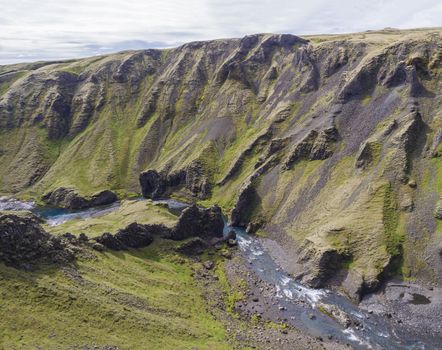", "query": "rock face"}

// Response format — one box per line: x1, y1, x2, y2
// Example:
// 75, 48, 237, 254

0, 213, 73, 267
42, 188, 118, 209
171, 204, 224, 240
139, 170, 165, 199
140, 165, 212, 200
300, 244, 352, 289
